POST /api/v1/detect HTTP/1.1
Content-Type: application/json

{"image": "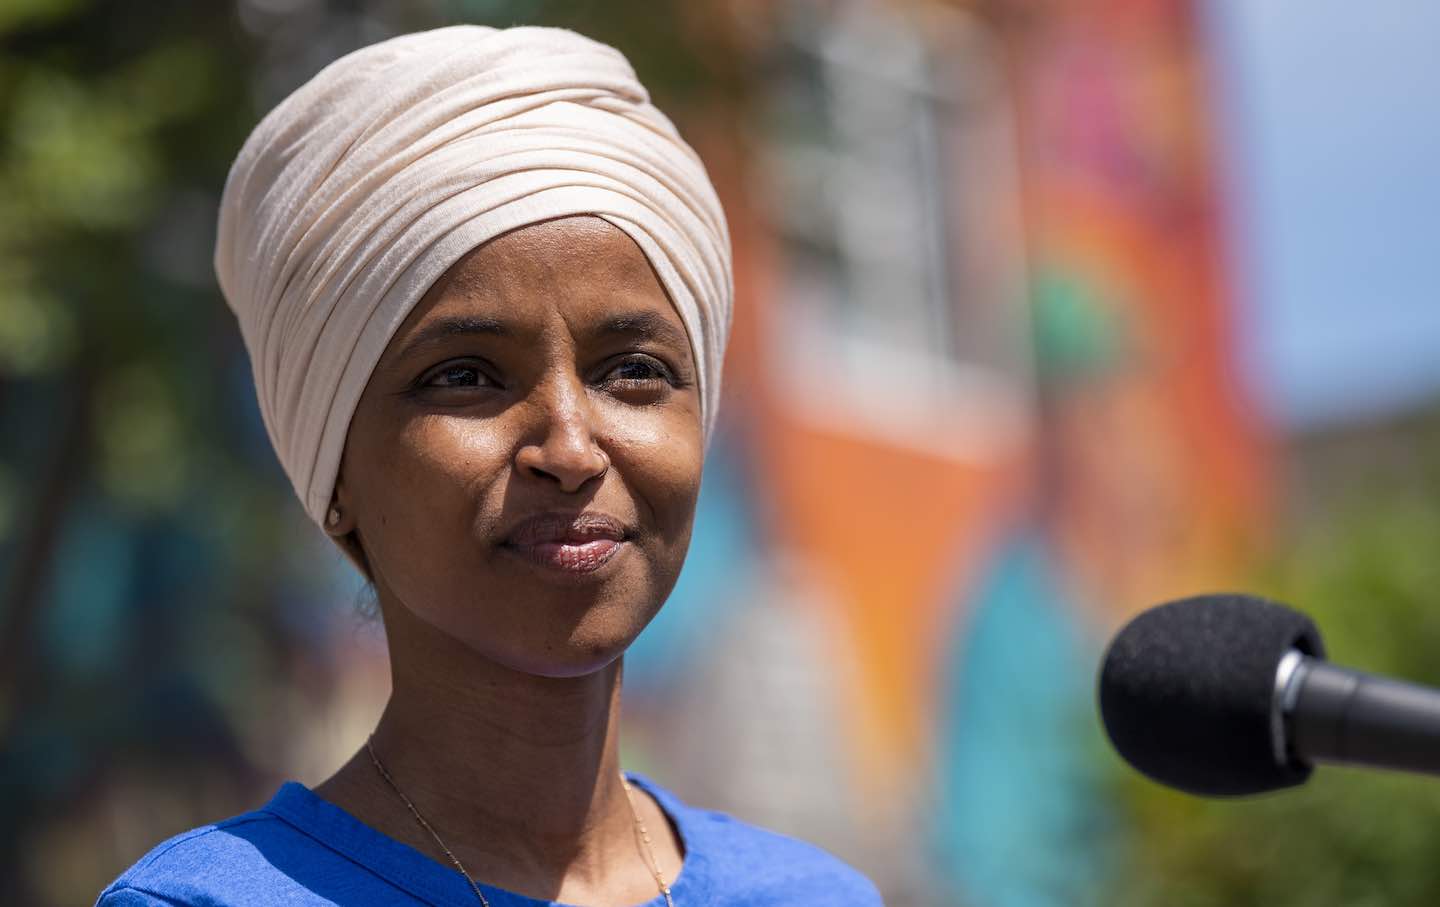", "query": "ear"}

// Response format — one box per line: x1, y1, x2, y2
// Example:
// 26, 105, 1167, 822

323, 479, 359, 538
